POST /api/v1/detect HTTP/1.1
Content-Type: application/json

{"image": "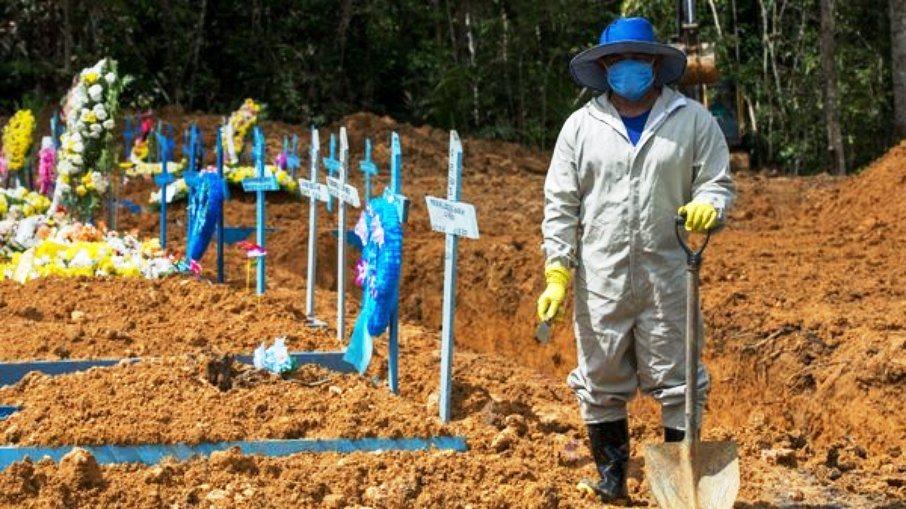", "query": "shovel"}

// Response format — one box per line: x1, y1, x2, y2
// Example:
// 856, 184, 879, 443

644, 216, 739, 509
